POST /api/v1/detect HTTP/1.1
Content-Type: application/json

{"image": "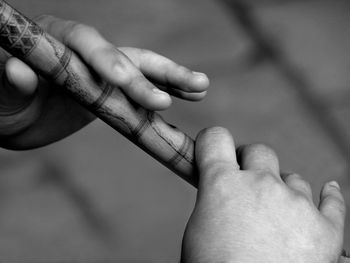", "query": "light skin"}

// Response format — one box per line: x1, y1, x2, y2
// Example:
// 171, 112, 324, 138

0, 15, 347, 263
181, 127, 346, 263
0, 15, 209, 150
